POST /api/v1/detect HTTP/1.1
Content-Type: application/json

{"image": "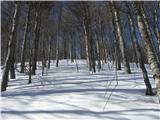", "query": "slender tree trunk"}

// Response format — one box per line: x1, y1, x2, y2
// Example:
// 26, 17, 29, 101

110, 1, 131, 74
109, 2, 121, 70
63, 34, 67, 59
28, 49, 32, 84
83, 23, 91, 69
95, 31, 101, 72
32, 3, 41, 75
56, 3, 63, 67
20, 4, 31, 73
136, 42, 154, 95
134, 2, 160, 102
83, 4, 96, 72
48, 36, 52, 69
100, 21, 107, 64
128, 13, 153, 95
69, 33, 74, 63
55, 35, 59, 67
127, 15, 139, 67
1, 2, 20, 91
